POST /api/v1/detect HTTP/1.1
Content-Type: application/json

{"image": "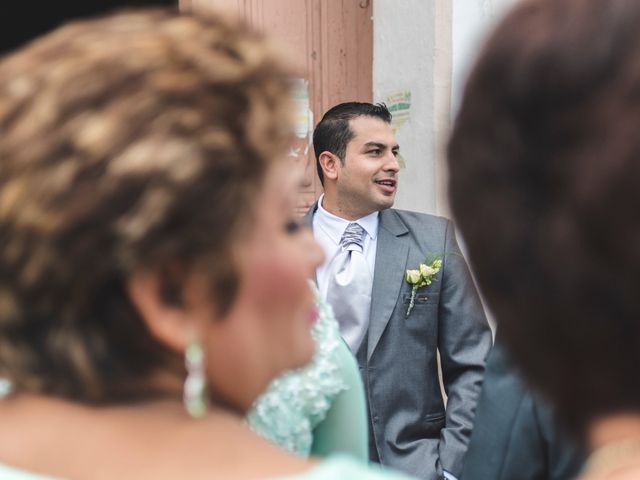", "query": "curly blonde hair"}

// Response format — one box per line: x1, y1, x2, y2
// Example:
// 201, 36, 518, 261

0, 8, 294, 402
